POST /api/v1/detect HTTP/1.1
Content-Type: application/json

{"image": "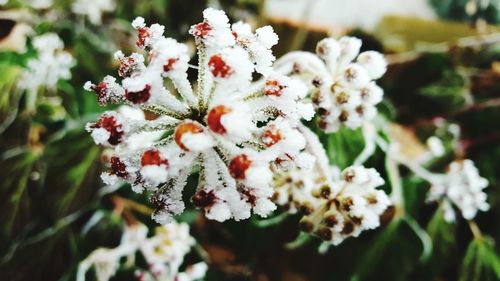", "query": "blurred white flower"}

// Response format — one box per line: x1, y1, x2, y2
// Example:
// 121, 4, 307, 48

72, 0, 115, 25
426, 136, 445, 157
427, 159, 489, 222
18, 33, 75, 93
26, 0, 53, 9
77, 222, 206, 281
